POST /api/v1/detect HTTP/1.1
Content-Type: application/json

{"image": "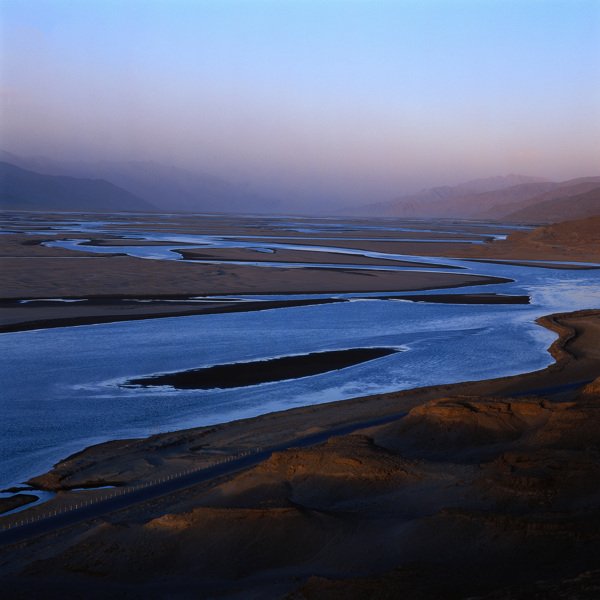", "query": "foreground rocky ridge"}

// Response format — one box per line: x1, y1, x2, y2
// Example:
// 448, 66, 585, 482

3, 384, 600, 599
